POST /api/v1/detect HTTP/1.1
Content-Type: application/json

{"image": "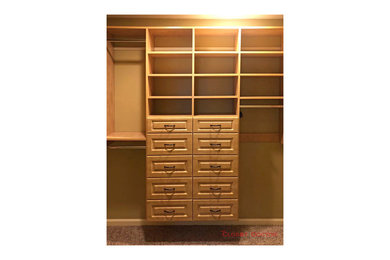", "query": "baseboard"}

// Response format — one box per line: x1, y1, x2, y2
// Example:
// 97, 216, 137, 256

107, 218, 283, 226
